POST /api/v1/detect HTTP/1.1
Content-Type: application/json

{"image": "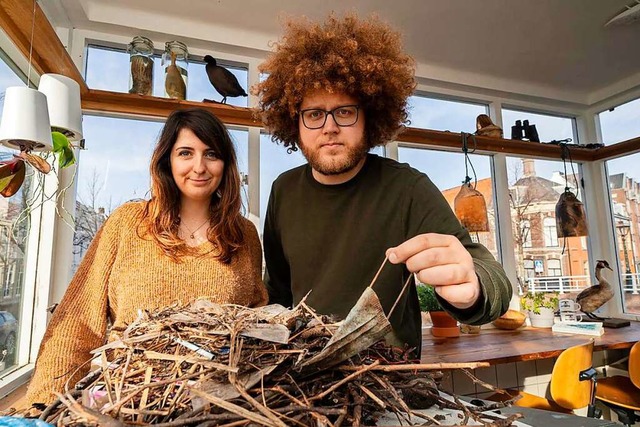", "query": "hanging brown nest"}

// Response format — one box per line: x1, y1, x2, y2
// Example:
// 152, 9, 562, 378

27, 297, 519, 426
555, 189, 588, 237
454, 182, 490, 232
